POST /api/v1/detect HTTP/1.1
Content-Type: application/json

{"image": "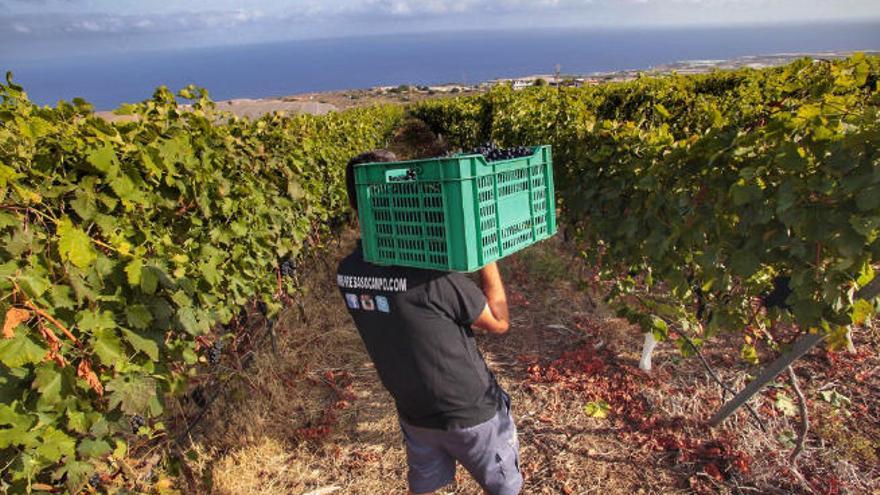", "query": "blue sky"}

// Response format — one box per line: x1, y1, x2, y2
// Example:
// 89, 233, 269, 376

3, 0, 879, 61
